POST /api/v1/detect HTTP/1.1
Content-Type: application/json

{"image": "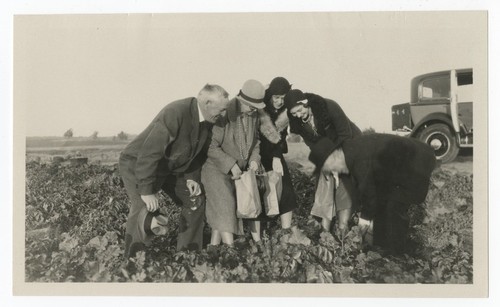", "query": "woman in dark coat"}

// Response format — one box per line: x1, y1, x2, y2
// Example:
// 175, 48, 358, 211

257, 77, 309, 244
284, 89, 362, 235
